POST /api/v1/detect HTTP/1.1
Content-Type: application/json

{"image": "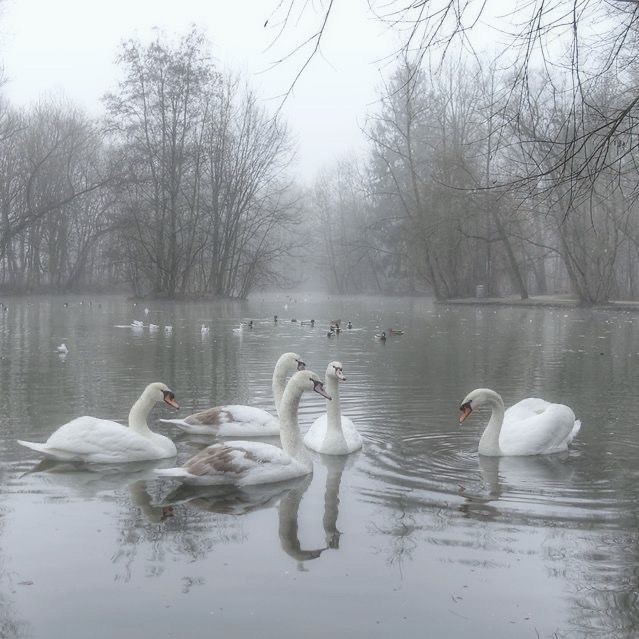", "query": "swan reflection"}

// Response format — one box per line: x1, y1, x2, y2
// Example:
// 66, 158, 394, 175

459, 453, 576, 522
